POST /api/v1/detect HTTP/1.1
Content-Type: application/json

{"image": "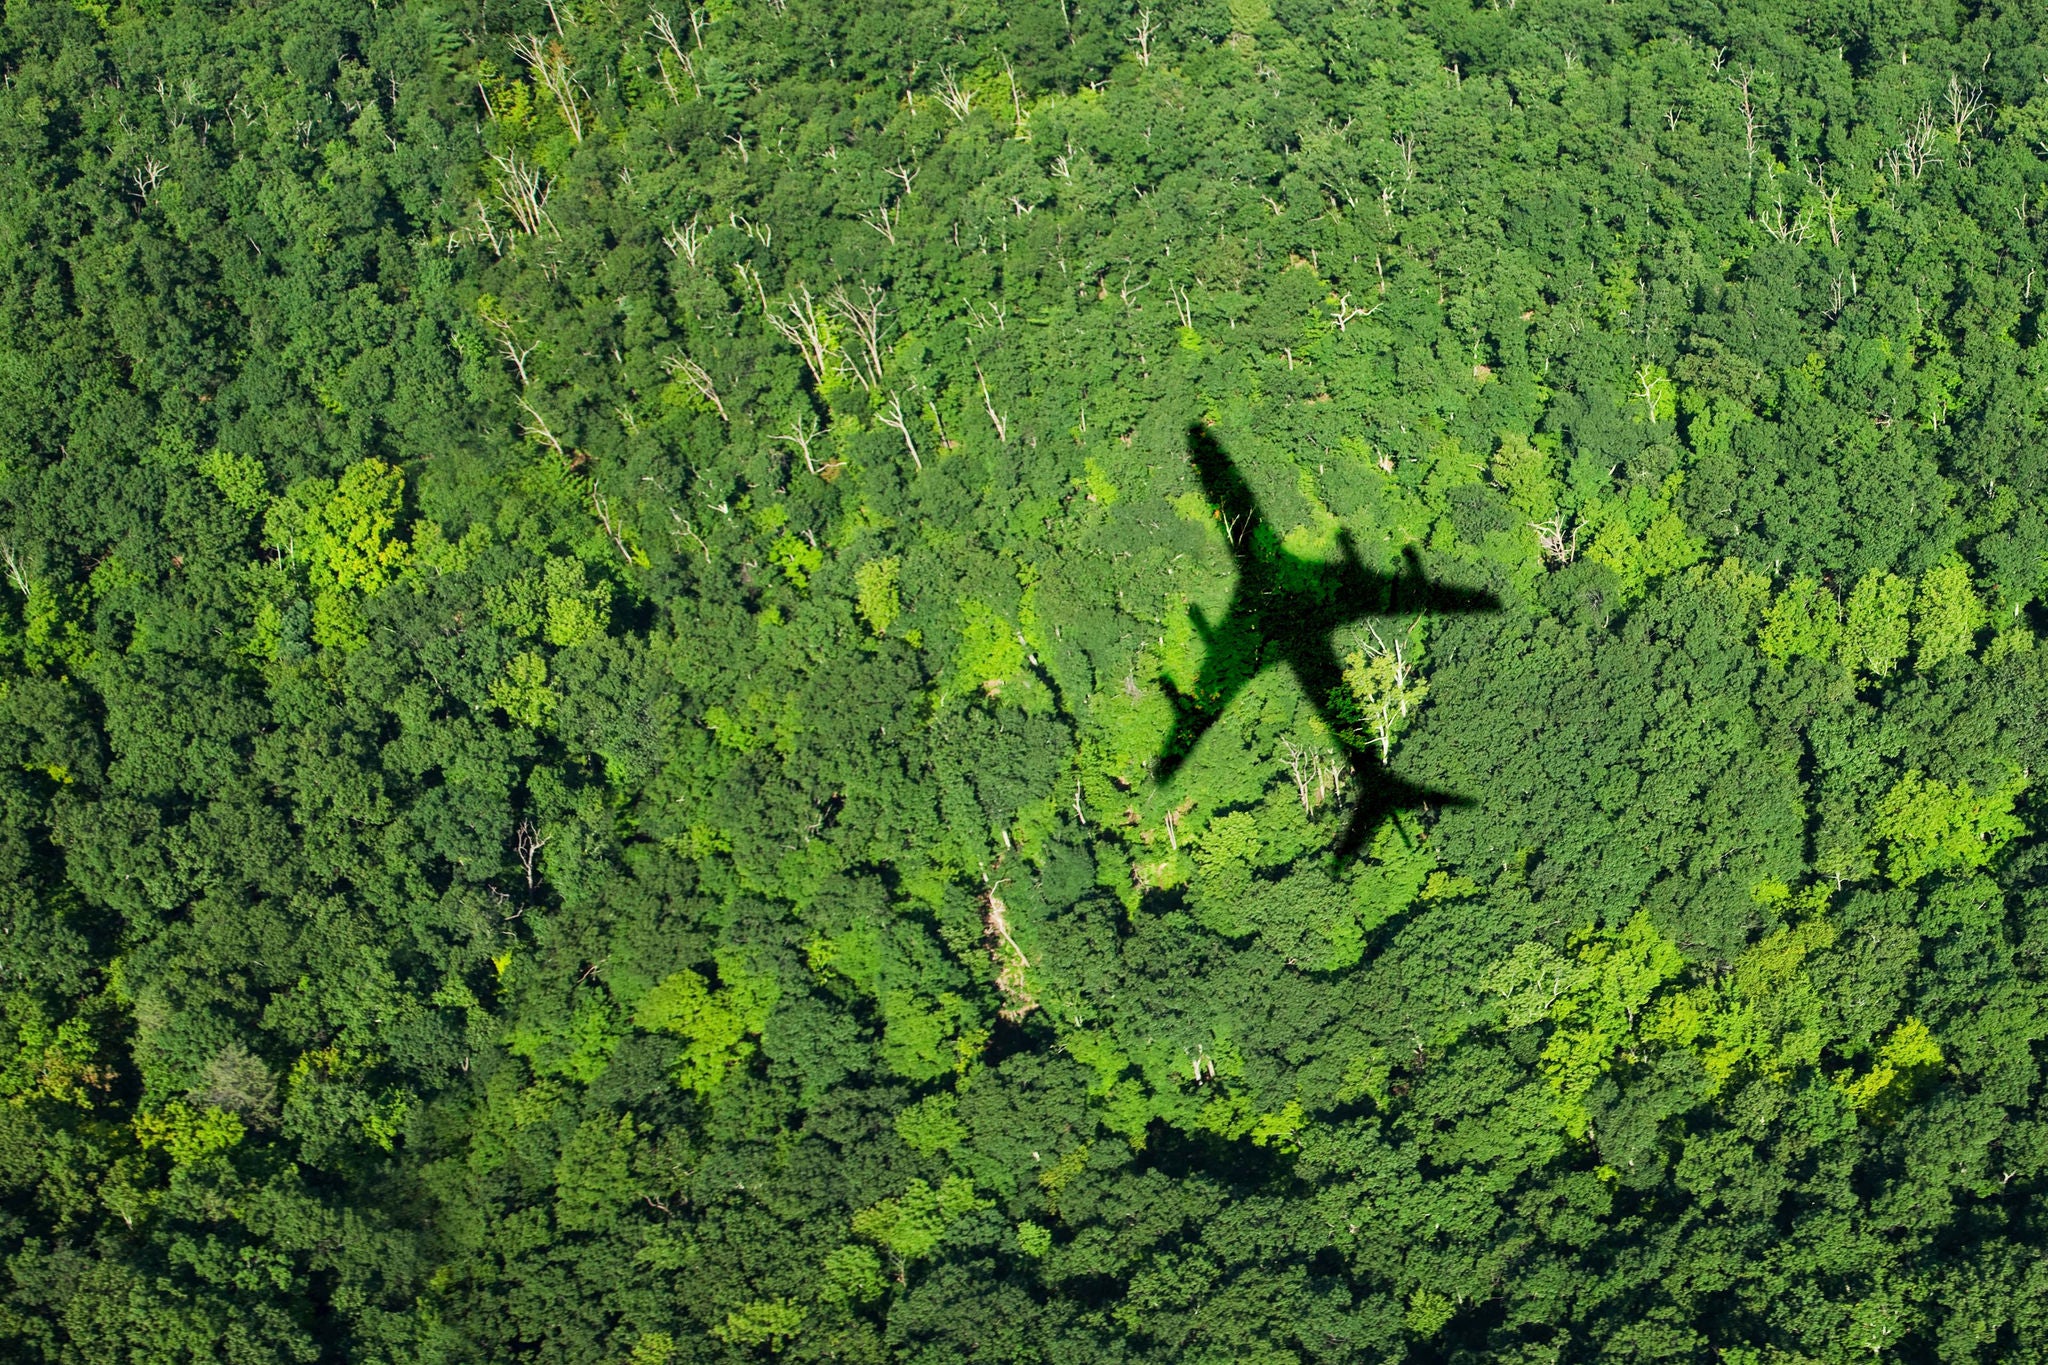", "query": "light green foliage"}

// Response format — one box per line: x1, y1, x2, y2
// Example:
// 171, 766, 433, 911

1016, 1221, 1053, 1258
895, 1091, 968, 1157
855, 557, 903, 635
133, 1102, 244, 1165
710, 1299, 806, 1351
851, 1176, 993, 1262
489, 651, 557, 727
542, 558, 610, 645
1540, 913, 1687, 1137
1759, 576, 1840, 662
306, 459, 408, 595
1581, 476, 1704, 597
1843, 570, 1913, 677
1191, 810, 1261, 937
1838, 1019, 1944, 1117
627, 1333, 676, 1365
633, 956, 779, 1095
1914, 555, 1987, 670
198, 449, 267, 514
1491, 432, 1559, 522
1874, 770, 2026, 886
948, 599, 1027, 702
769, 532, 823, 589
1405, 1288, 1457, 1337
819, 1245, 888, 1304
